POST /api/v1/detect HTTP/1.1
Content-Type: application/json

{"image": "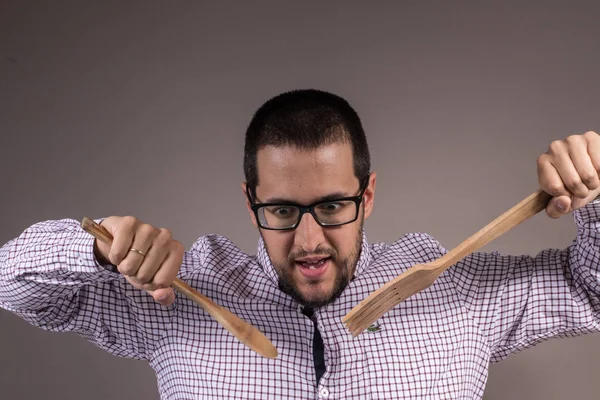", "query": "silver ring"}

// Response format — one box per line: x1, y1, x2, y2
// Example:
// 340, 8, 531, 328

128, 247, 147, 257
